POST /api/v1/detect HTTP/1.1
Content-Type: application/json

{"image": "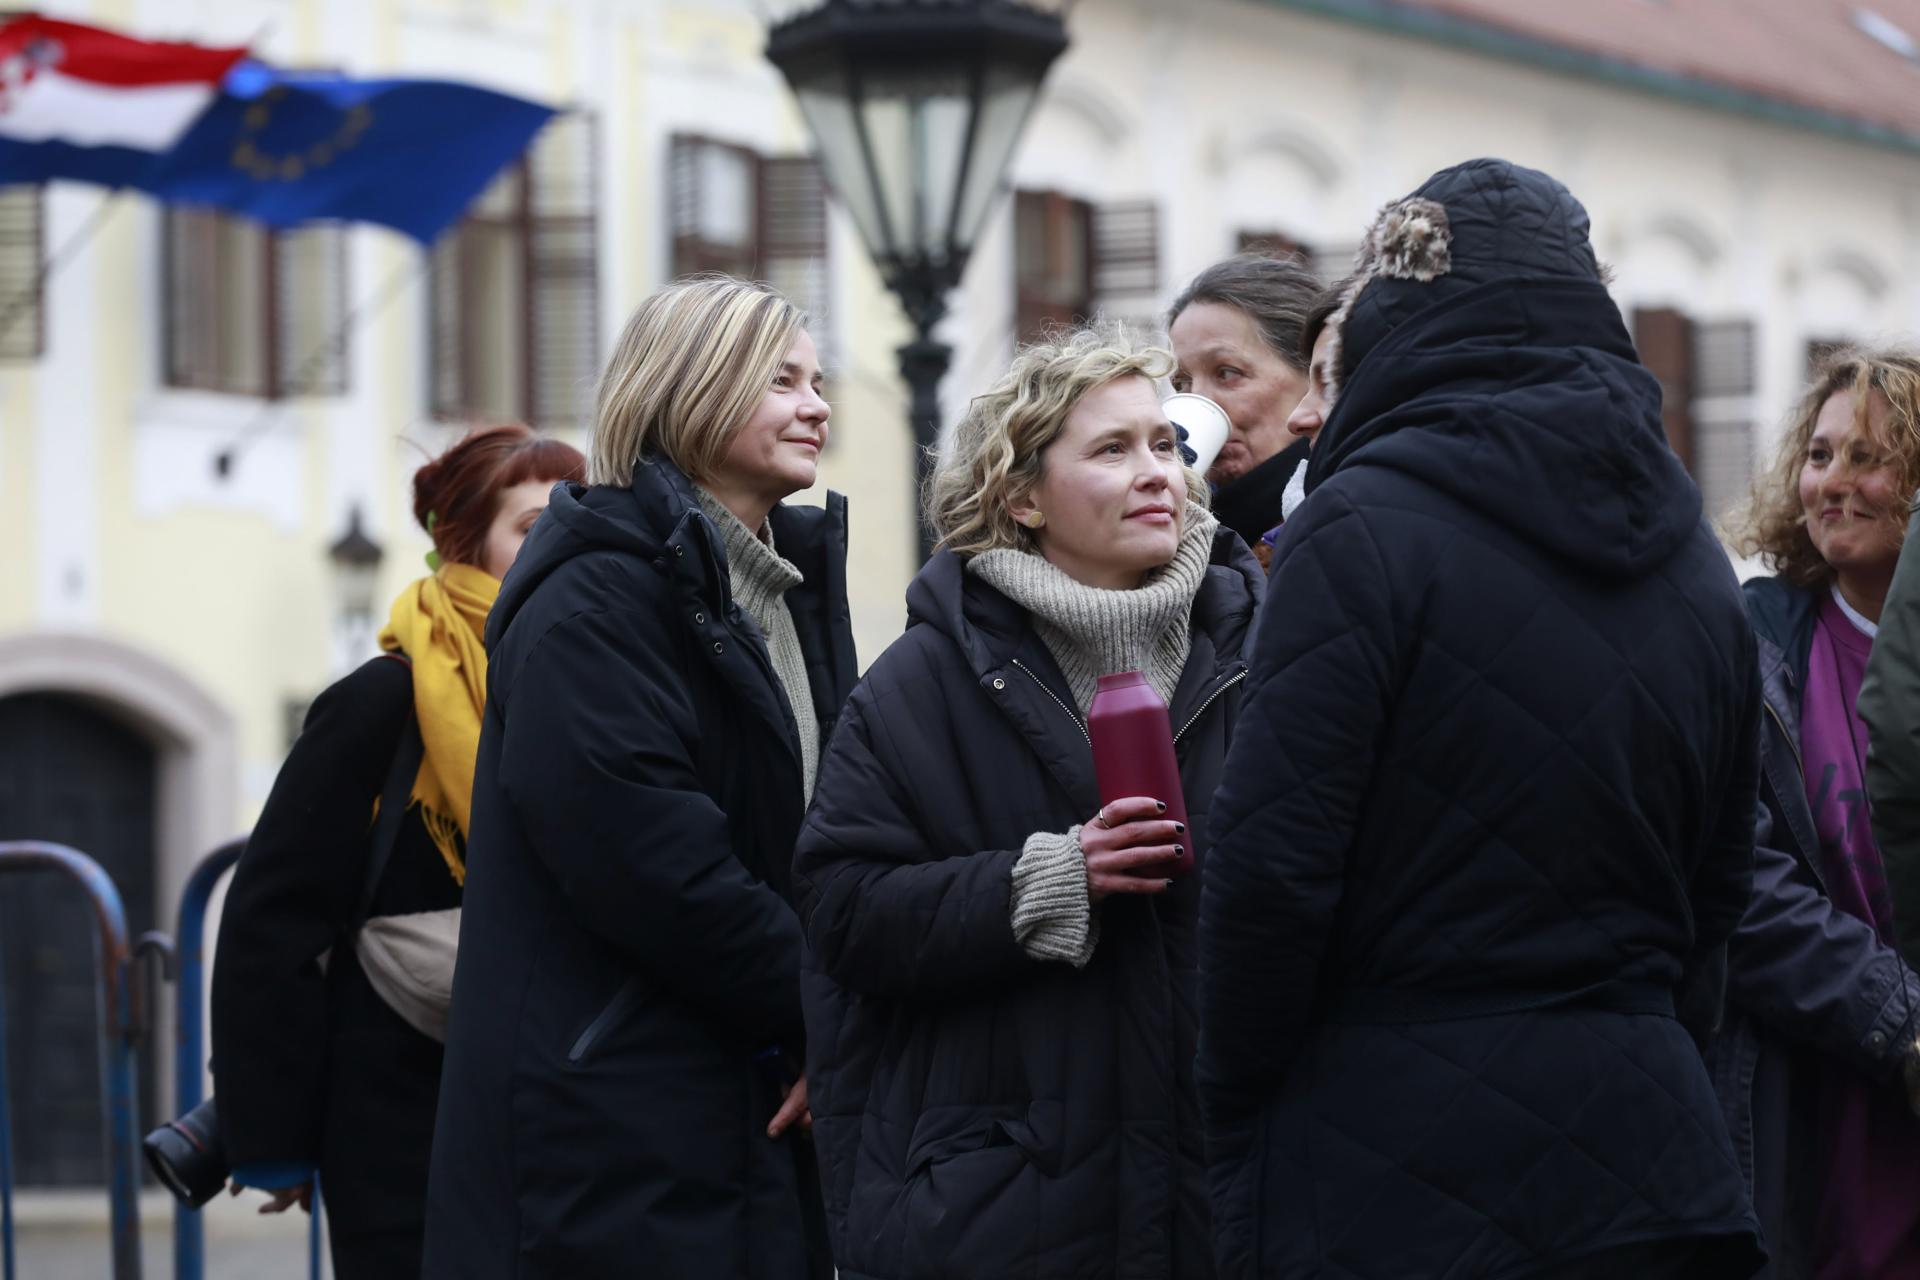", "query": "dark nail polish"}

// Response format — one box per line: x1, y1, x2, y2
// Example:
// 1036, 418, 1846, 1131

1156, 801, 1167, 813
1174, 823, 1186, 834
1163, 879, 1176, 889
